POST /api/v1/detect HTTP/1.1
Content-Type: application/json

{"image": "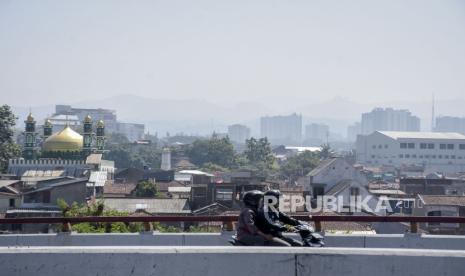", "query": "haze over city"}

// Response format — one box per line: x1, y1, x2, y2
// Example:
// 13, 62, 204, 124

1, 0, 465, 131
